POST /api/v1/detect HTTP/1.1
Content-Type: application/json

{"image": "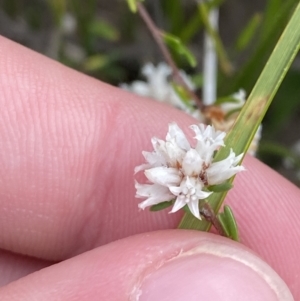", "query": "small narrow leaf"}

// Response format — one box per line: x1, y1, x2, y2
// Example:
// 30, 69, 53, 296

207, 182, 233, 193
171, 82, 195, 110
235, 13, 262, 51
127, 0, 137, 13
150, 201, 174, 211
47, 0, 67, 26
89, 19, 119, 41
83, 54, 110, 71
162, 32, 197, 67
259, 141, 300, 170
206, 0, 224, 10
179, 12, 203, 43
224, 205, 239, 241
215, 96, 241, 105
217, 205, 239, 241
216, 213, 230, 237
191, 73, 203, 88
